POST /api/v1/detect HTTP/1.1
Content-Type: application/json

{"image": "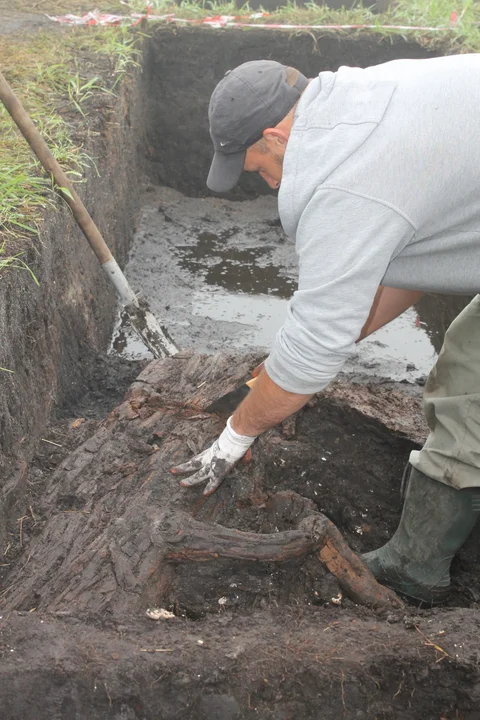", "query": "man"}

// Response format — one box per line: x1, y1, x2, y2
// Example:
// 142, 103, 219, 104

172, 57, 480, 605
